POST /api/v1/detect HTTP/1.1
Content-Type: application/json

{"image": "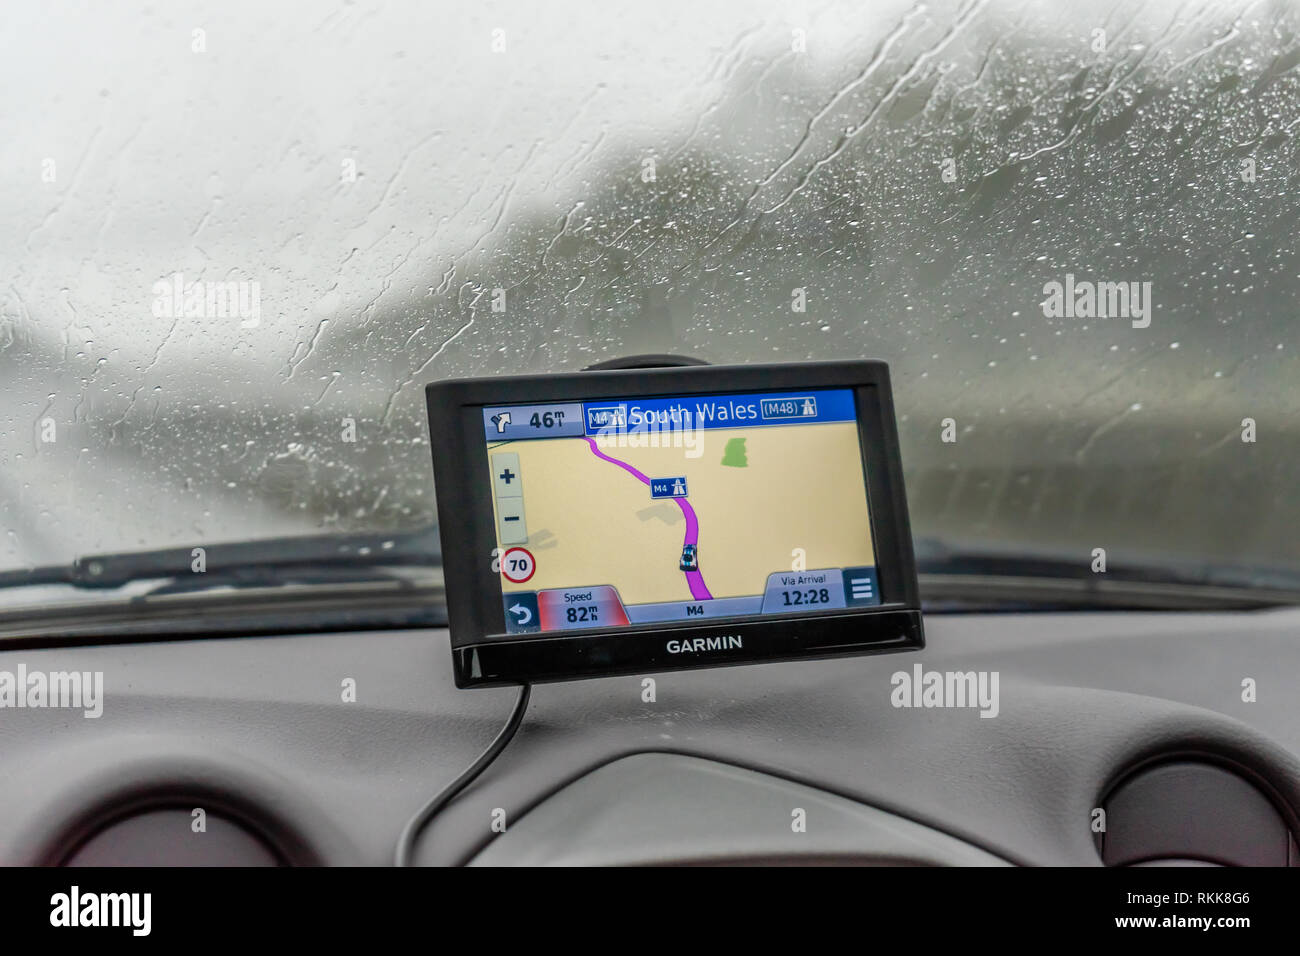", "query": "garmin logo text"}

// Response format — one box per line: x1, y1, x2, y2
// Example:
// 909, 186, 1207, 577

890, 664, 999, 718
0, 666, 103, 718
667, 635, 743, 654
50, 886, 151, 936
